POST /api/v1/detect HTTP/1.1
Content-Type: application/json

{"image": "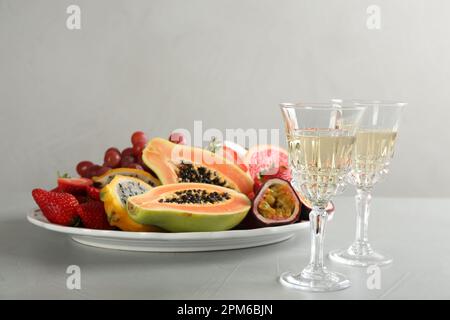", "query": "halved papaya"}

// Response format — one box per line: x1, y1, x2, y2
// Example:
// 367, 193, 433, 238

93, 168, 160, 188
142, 138, 253, 196
100, 175, 162, 232
127, 183, 251, 232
